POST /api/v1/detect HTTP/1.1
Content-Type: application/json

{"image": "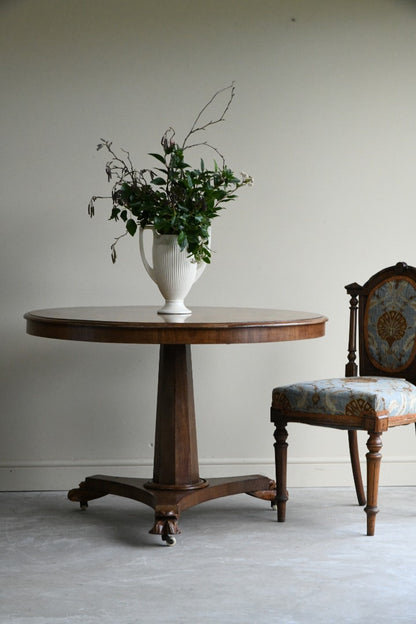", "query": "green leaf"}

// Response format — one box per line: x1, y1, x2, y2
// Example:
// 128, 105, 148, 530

126, 219, 137, 236
151, 177, 166, 186
110, 207, 120, 220
149, 152, 166, 164
177, 230, 187, 250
